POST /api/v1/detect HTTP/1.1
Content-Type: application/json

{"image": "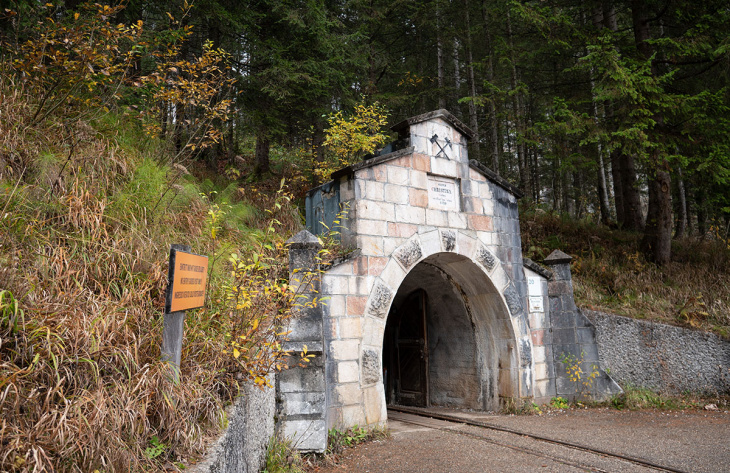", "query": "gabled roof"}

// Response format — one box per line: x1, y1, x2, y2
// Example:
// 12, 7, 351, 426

391, 109, 474, 140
